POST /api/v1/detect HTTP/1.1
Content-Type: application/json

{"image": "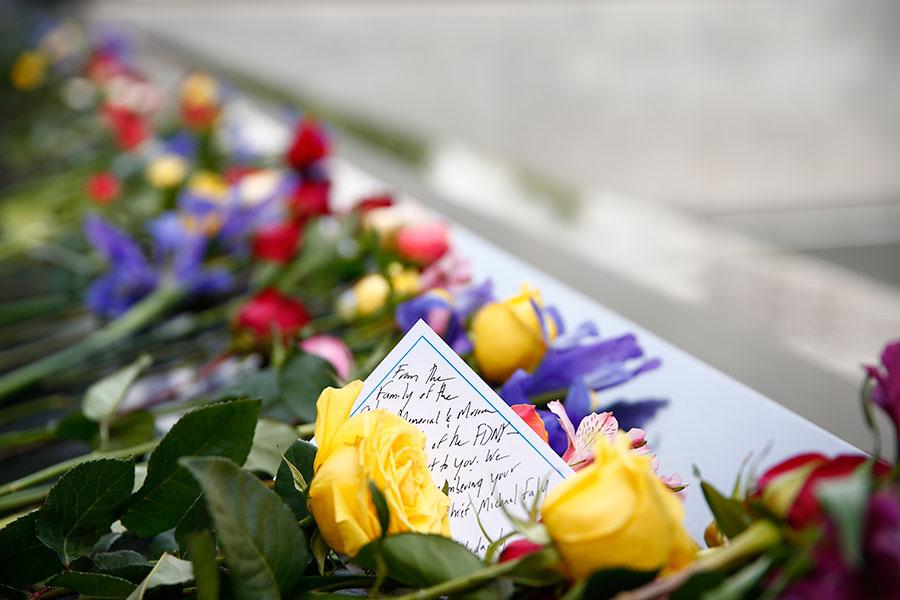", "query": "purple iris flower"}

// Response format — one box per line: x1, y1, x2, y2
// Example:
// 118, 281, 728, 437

85, 214, 232, 317
500, 319, 664, 456
164, 132, 198, 159
396, 280, 494, 354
